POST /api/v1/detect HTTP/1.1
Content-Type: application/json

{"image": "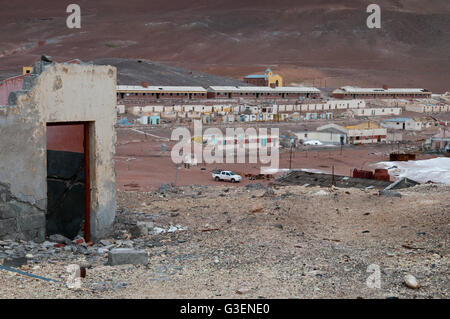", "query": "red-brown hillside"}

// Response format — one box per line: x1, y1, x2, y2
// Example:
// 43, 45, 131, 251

0, 0, 449, 91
